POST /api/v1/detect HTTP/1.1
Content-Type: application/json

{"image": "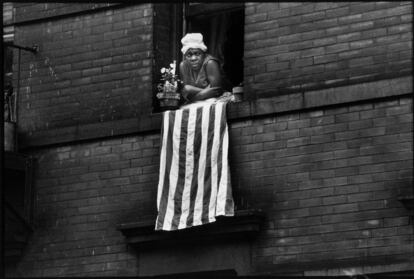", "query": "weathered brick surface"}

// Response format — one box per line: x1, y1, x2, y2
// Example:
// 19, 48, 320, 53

244, 2, 412, 98
12, 2, 413, 145
3, 2, 14, 24
229, 96, 412, 272
18, 134, 160, 277
13, 3, 117, 23
8, 2, 414, 277
15, 95, 413, 276
15, 4, 153, 133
